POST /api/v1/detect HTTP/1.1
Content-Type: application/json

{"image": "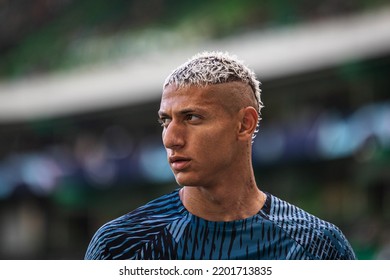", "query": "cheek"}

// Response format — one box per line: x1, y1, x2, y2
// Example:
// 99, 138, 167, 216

194, 127, 235, 155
